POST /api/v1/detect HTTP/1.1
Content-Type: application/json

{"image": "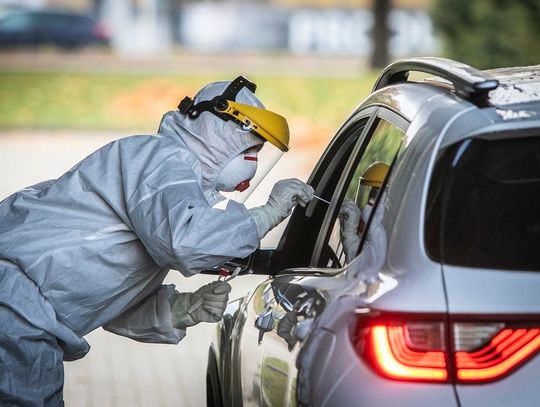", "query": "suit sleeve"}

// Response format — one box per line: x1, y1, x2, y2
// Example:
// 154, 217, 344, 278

103, 284, 185, 343
125, 156, 260, 276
